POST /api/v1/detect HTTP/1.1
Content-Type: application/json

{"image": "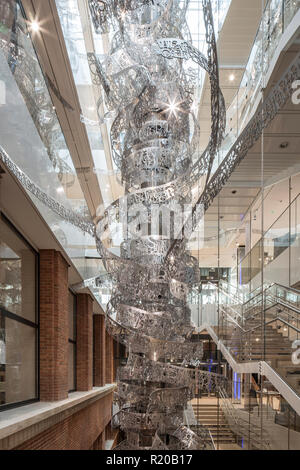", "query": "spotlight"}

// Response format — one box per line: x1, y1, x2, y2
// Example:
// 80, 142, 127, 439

164, 99, 181, 118
229, 74, 235, 82
30, 21, 40, 33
